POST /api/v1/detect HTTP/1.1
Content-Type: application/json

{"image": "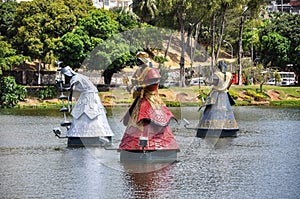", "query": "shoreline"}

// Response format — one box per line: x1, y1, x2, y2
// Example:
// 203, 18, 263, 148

9, 85, 300, 109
